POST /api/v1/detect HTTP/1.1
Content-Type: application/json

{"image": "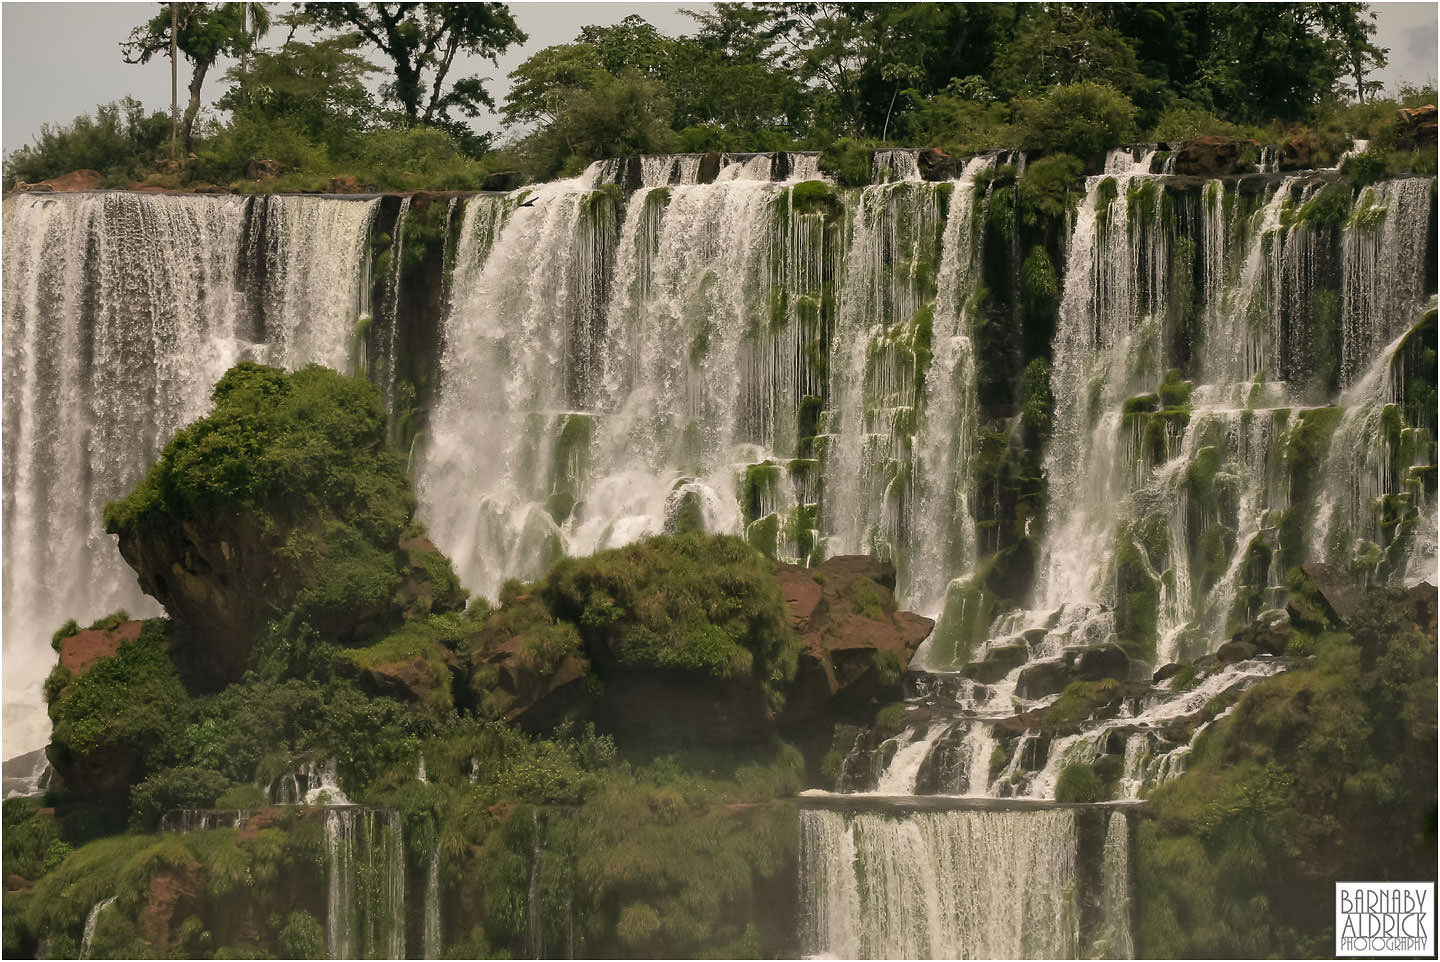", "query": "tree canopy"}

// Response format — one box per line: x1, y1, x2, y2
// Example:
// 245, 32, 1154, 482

7, 1, 1430, 192
304, 2, 526, 133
